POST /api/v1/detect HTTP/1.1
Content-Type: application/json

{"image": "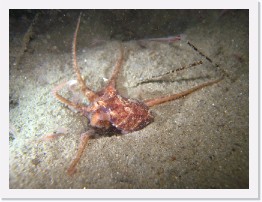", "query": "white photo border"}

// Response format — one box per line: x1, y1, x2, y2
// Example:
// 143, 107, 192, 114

1, 0, 258, 199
